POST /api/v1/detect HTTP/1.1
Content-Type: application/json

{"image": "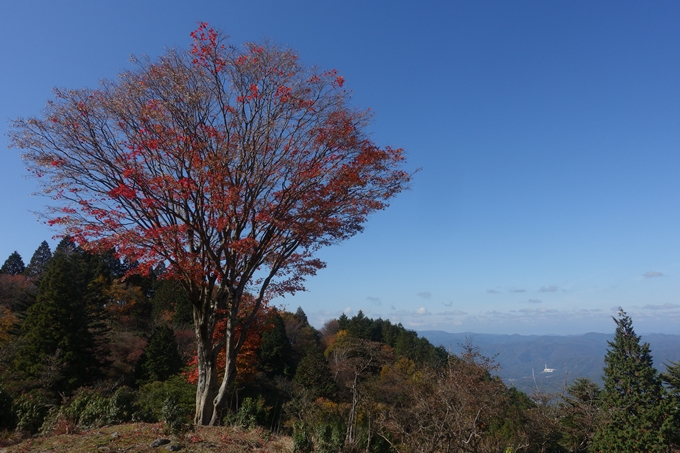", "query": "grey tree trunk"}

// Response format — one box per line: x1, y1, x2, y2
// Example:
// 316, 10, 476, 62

193, 300, 220, 425
209, 308, 238, 426
194, 331, 219, 425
